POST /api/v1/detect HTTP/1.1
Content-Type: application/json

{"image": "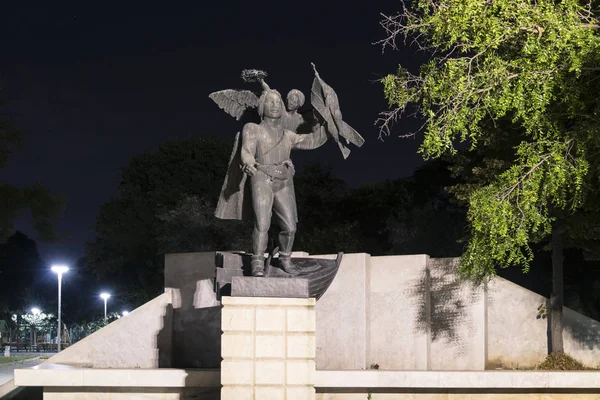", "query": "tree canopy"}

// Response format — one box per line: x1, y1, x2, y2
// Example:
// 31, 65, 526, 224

379, 0, 600, 353
85, 137, 243, 303
0, 92, 64, 243
380, 0, 600, 277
